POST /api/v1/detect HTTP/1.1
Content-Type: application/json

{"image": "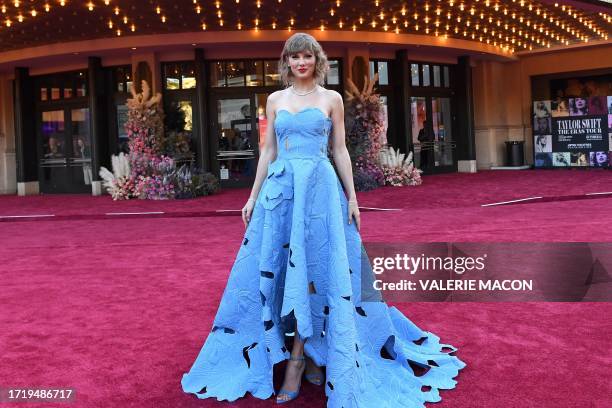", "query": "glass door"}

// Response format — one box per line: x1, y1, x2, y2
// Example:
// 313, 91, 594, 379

431, 97, 454, 168
38, 106, 92, 193
213, 96, 258, 186
69, 108, 93, 190
410, 96, 456, 173
39, 110, 68, 192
